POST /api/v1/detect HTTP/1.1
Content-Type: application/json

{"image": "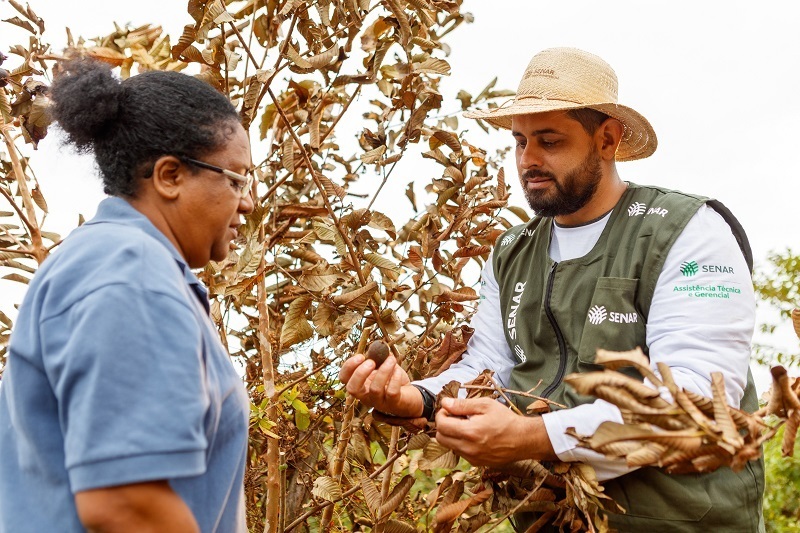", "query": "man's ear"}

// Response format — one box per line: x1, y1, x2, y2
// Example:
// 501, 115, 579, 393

150, 155, 184, 200
597, 118, 624, 161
